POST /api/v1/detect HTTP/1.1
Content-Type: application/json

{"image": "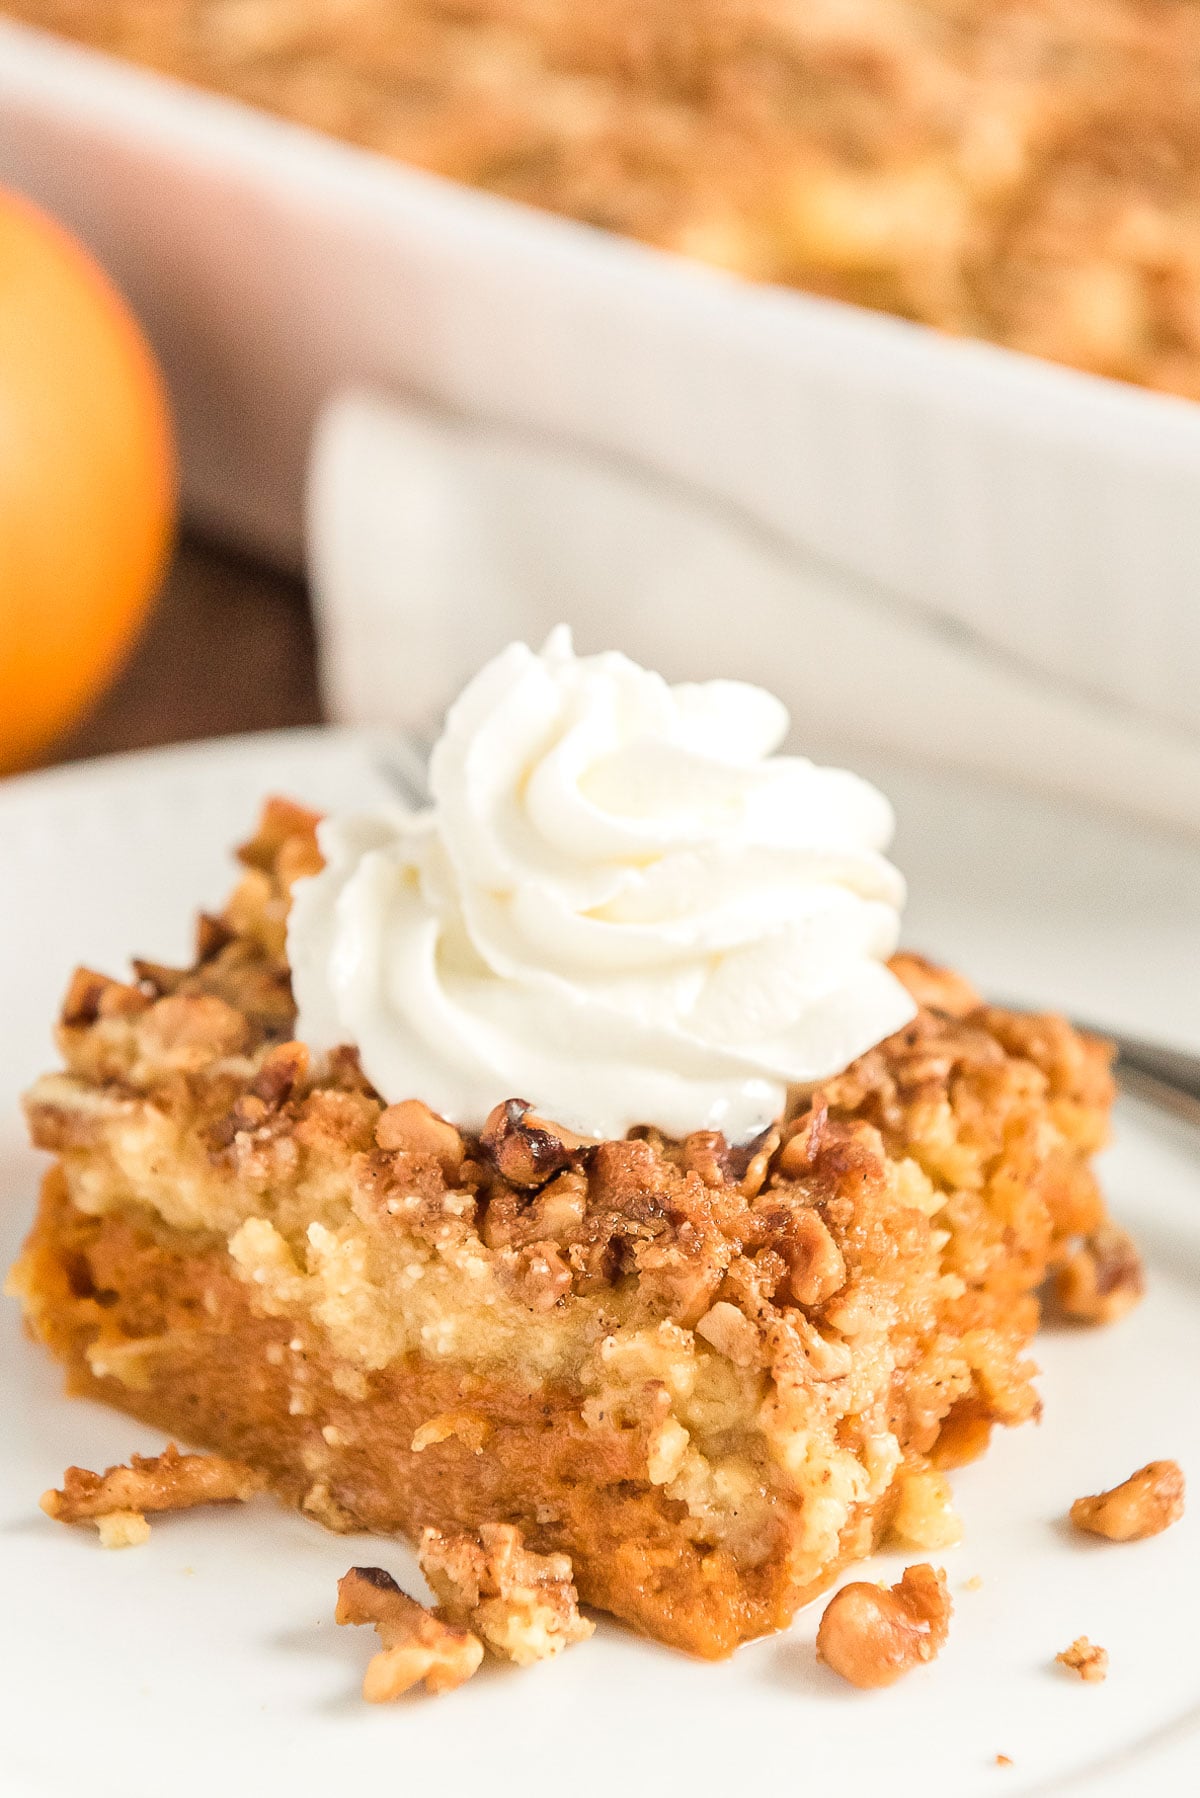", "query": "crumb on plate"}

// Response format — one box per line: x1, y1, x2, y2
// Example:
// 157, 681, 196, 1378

335, 1565, 483, 1700
1054, 1225, 1144, 1325
816, 1563, 951, 1689
1056, 1636, 1109, 1682
41, 1443, 265, 1545
1070, 1459, 1185, 1541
